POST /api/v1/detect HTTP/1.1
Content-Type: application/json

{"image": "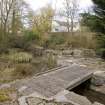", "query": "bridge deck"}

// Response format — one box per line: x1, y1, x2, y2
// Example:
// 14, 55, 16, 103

13, 65, 93, 98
